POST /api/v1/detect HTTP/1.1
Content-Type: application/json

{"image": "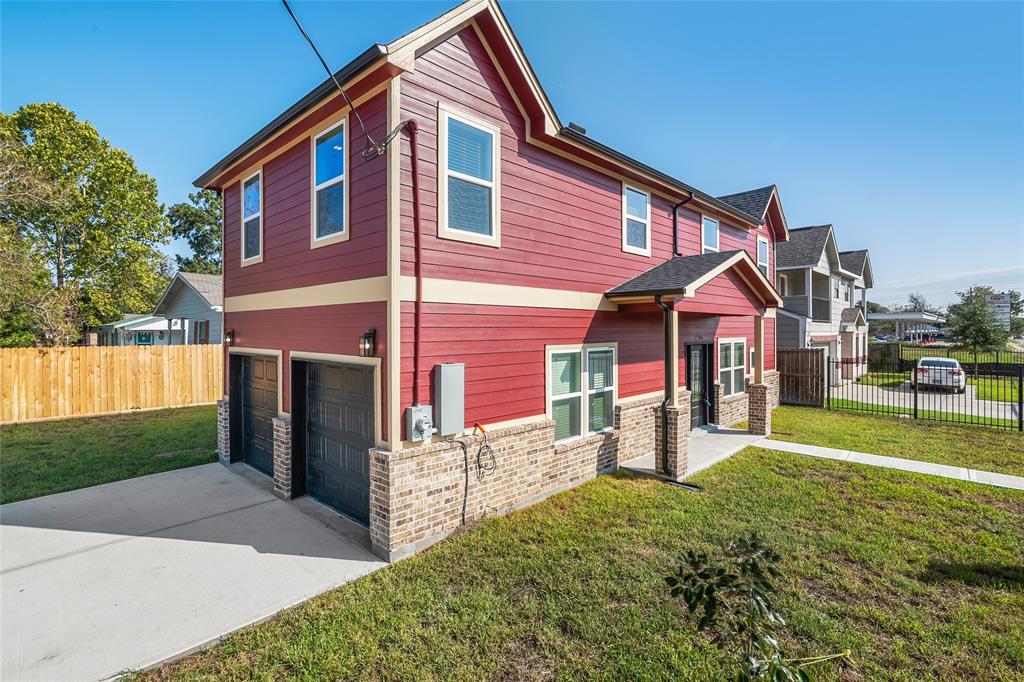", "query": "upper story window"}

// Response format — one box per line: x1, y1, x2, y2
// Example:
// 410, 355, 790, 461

777, 273, 788, 297
842, 281, 851, 302
622, 185, 650, 256
832, 275, 841, 299
241, 170, 263, 265
702, 216, 719, 253
312, 120, 347, 245
438, 104, 500, 247
548, 345, 616, 443
718, 338, 746, 397
757, 236, 769, 277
